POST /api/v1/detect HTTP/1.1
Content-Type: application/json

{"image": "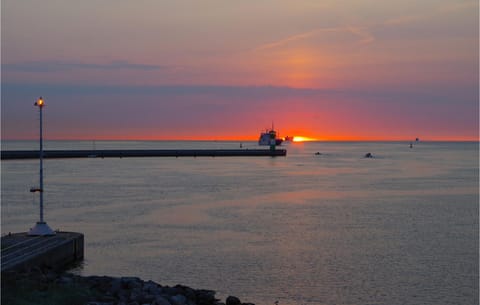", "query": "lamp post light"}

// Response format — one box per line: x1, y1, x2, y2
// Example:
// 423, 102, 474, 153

28, 97, 55, 236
